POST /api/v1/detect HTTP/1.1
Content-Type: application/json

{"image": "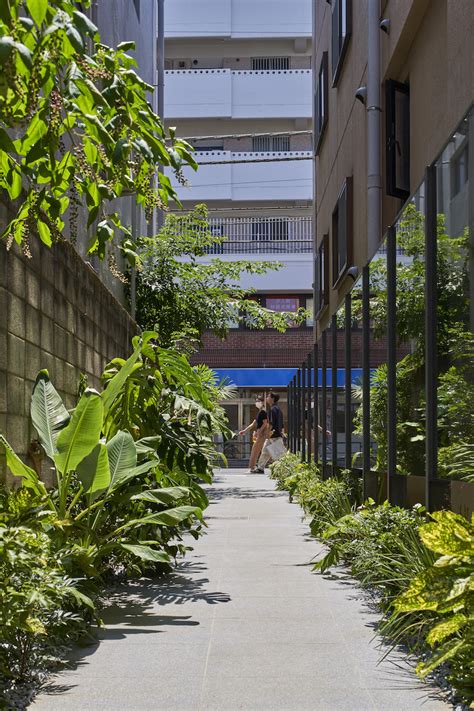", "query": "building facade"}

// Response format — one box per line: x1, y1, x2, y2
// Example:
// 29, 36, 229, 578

164, 0, 314, 456
289, 0, 474, 512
